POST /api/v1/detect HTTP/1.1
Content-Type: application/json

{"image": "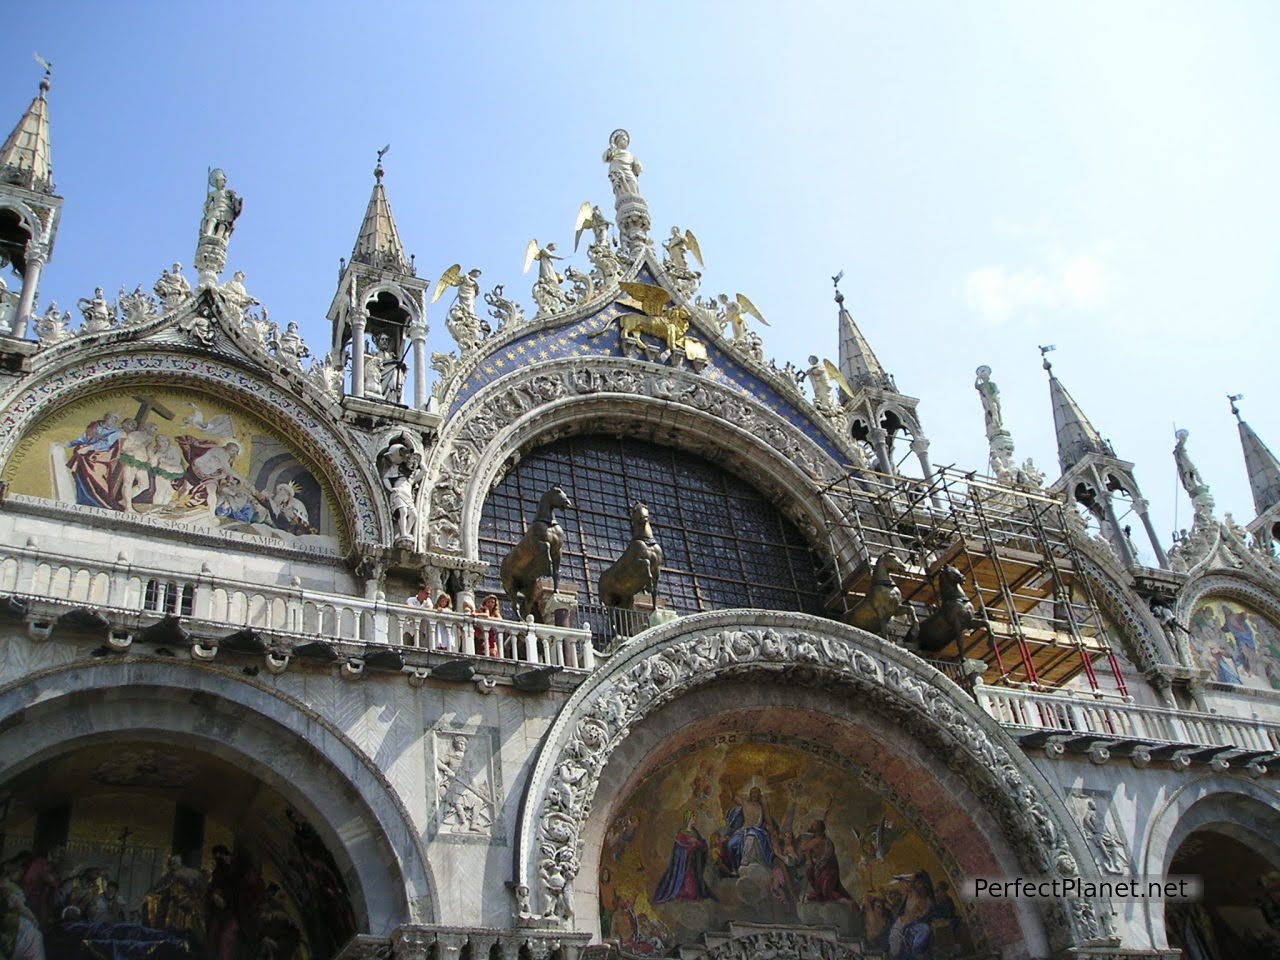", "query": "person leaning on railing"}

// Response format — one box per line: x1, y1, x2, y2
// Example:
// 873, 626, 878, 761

477, 595, 502, 657
433, 594, 454, 651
